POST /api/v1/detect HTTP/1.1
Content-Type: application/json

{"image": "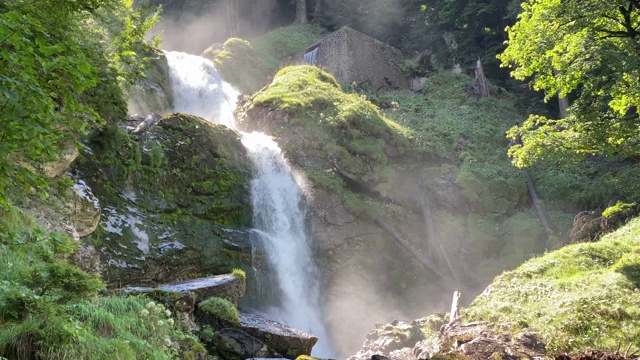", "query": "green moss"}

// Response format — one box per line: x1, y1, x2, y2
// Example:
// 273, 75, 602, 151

231, 268, 246, 283
208, 38, 274, 93
603, 201, 638, 230
465, 217, 640, 353
199, 297, 240, 324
